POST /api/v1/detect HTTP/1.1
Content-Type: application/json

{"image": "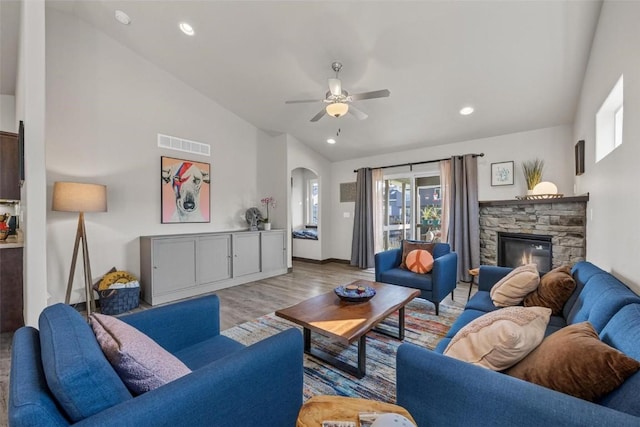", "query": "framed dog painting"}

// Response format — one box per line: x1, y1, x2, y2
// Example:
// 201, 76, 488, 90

161, 156, 211, 223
